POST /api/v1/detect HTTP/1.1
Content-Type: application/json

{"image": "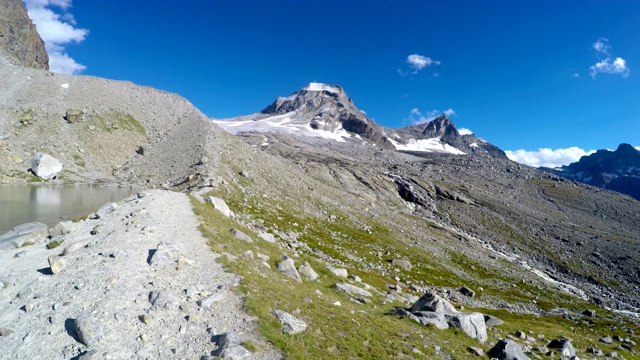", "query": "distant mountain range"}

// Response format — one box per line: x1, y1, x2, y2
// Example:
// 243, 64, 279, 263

214, 82, 506, 158
542, 143, 640, 200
